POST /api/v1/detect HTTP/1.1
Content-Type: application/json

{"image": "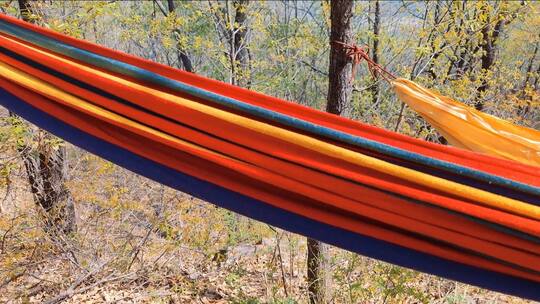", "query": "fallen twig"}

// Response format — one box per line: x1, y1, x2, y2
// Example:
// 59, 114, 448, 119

43, 272, 136, 304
